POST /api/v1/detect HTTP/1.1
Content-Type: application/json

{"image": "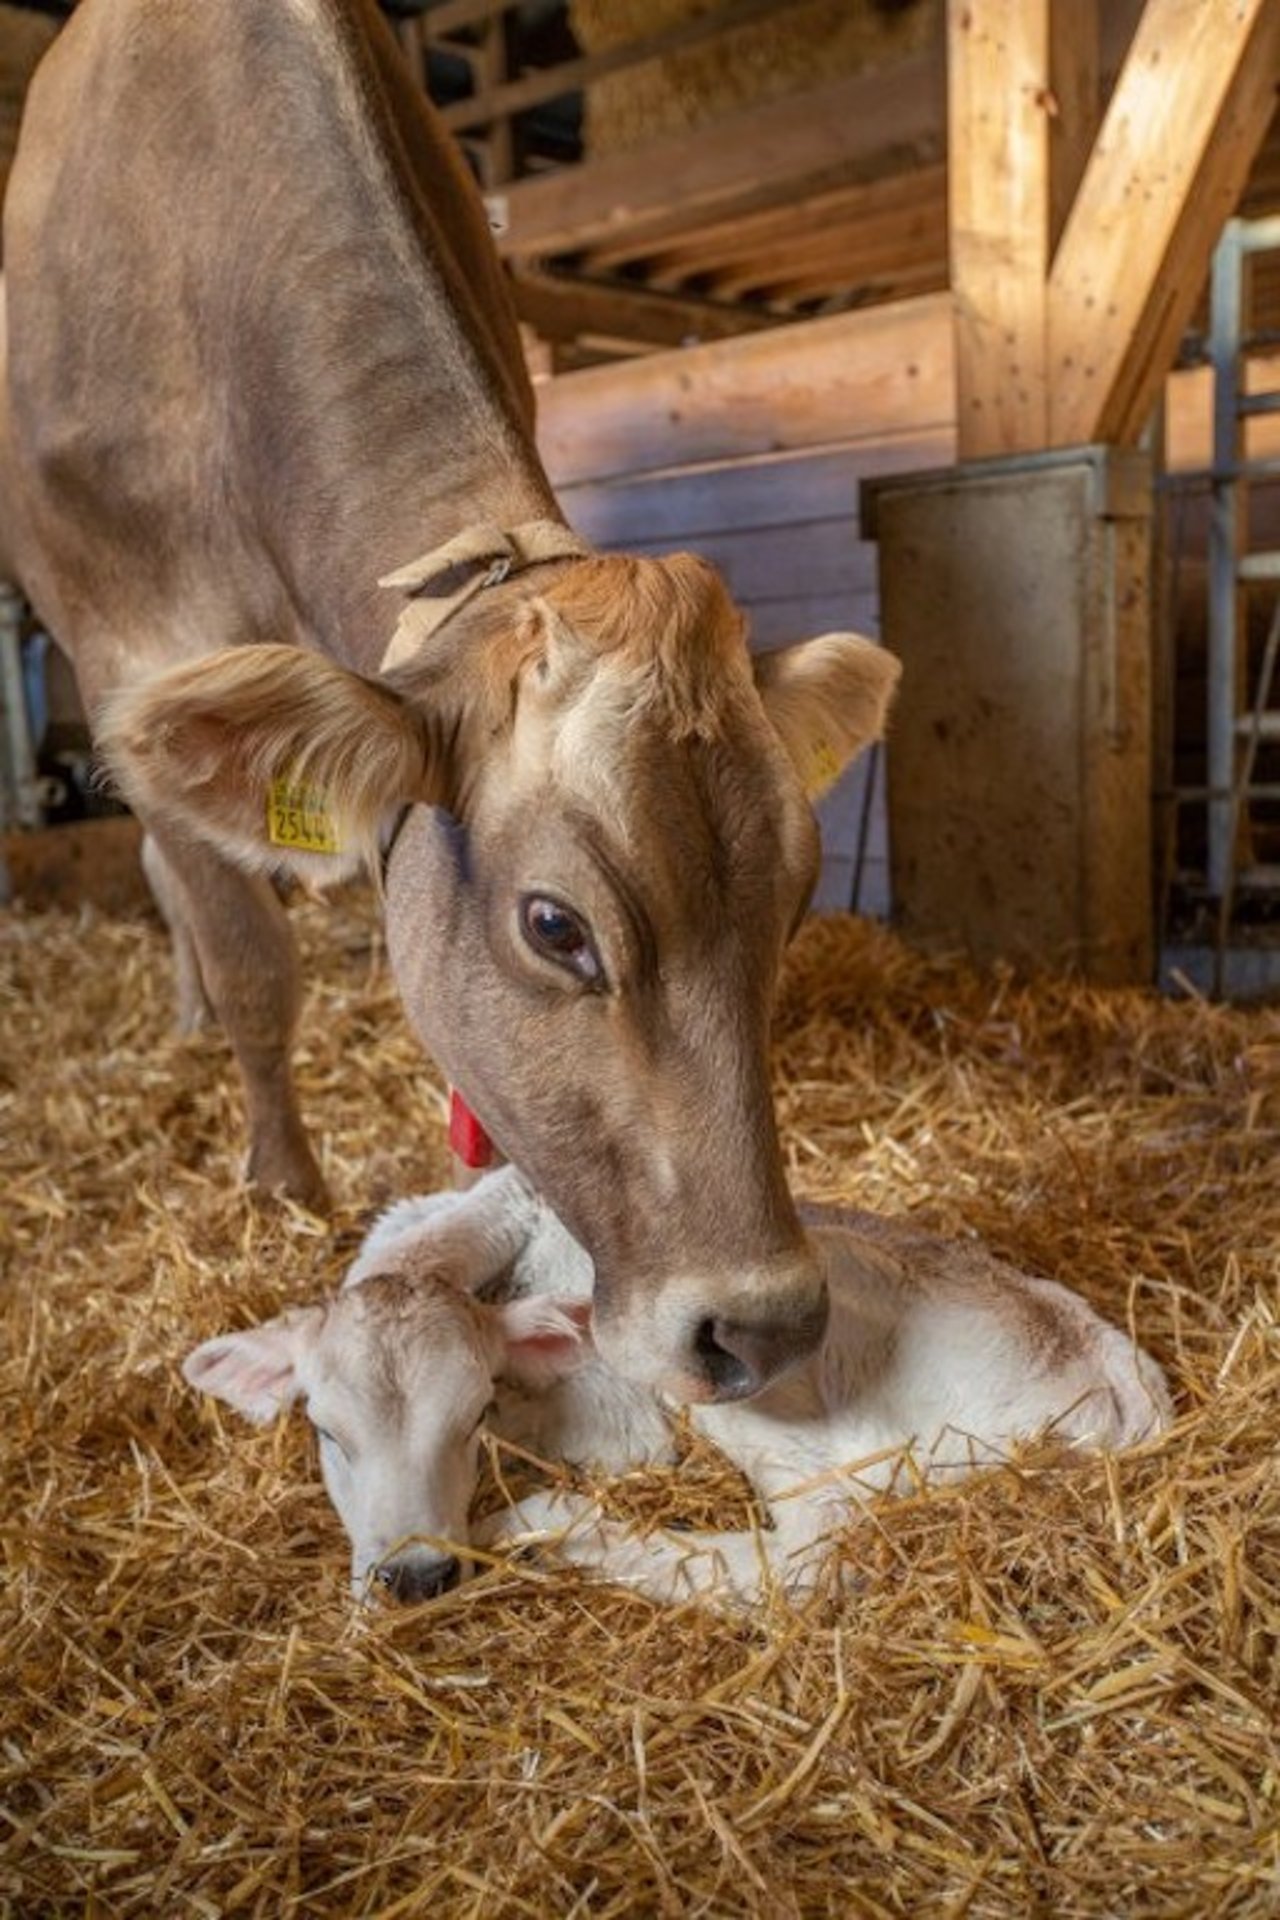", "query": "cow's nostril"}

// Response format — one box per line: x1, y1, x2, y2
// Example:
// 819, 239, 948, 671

377, 1553, 461, 1604
693, 1288, 829, 1402
693, 1318, 760, 1400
